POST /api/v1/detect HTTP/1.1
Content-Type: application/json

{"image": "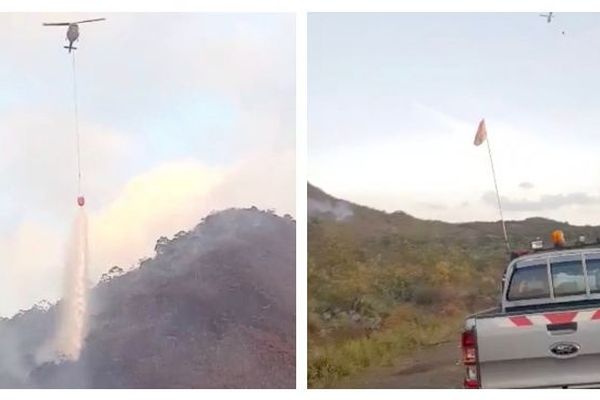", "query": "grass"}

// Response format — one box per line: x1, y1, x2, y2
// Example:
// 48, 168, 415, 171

308, 305, 463, 388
